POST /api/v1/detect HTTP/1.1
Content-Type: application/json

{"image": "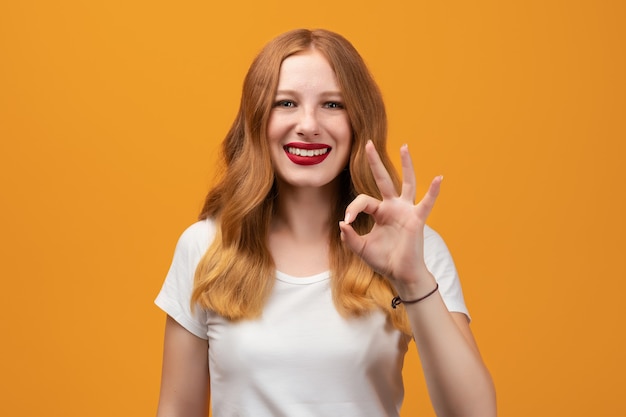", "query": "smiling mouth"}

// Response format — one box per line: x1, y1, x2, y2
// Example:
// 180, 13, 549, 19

285, 147, 330, 157
283, 144, 332, 165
